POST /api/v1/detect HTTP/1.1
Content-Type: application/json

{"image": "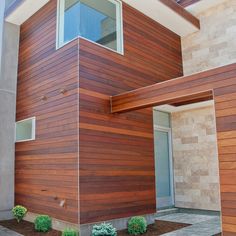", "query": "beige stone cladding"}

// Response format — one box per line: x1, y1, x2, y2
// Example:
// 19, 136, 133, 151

171, 105, 220, 211
182, 0, 236, 75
